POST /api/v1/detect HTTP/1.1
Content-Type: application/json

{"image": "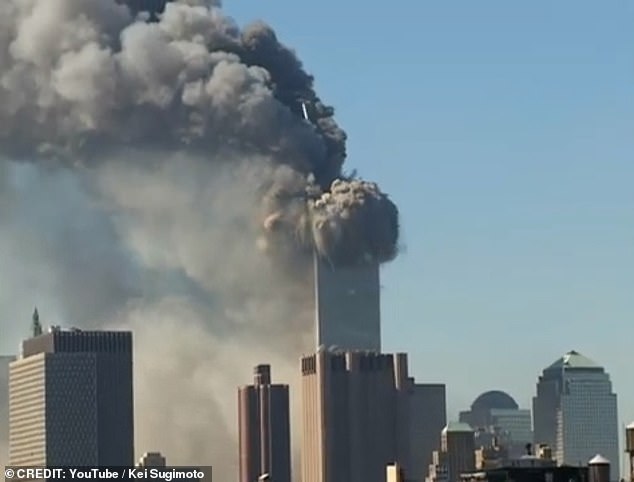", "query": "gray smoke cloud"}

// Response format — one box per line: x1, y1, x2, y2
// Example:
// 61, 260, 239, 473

0, 0, 399, 477
0, 0, 398, 264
